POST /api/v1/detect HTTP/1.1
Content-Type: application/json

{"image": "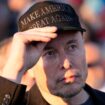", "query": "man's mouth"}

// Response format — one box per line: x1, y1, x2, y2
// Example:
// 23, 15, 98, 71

58, 75, 80, 84
63, 75, 80, 83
